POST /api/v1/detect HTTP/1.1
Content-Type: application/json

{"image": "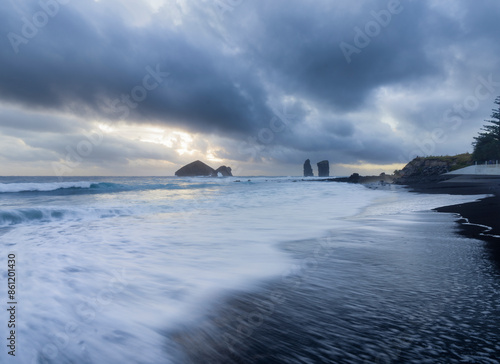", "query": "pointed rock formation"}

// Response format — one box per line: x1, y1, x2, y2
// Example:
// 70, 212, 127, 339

303, 159, 314, 177
175, 160, 216, 176
317, 160, 330, 177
